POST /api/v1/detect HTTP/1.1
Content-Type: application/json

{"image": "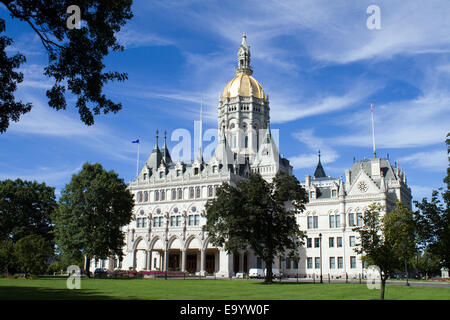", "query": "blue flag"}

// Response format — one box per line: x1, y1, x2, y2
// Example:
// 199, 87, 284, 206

132, 139, 139, 143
